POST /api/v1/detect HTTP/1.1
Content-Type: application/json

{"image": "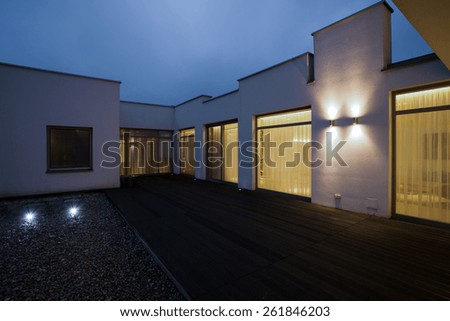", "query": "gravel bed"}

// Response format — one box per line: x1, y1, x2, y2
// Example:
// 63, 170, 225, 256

0, 193, 184, 300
